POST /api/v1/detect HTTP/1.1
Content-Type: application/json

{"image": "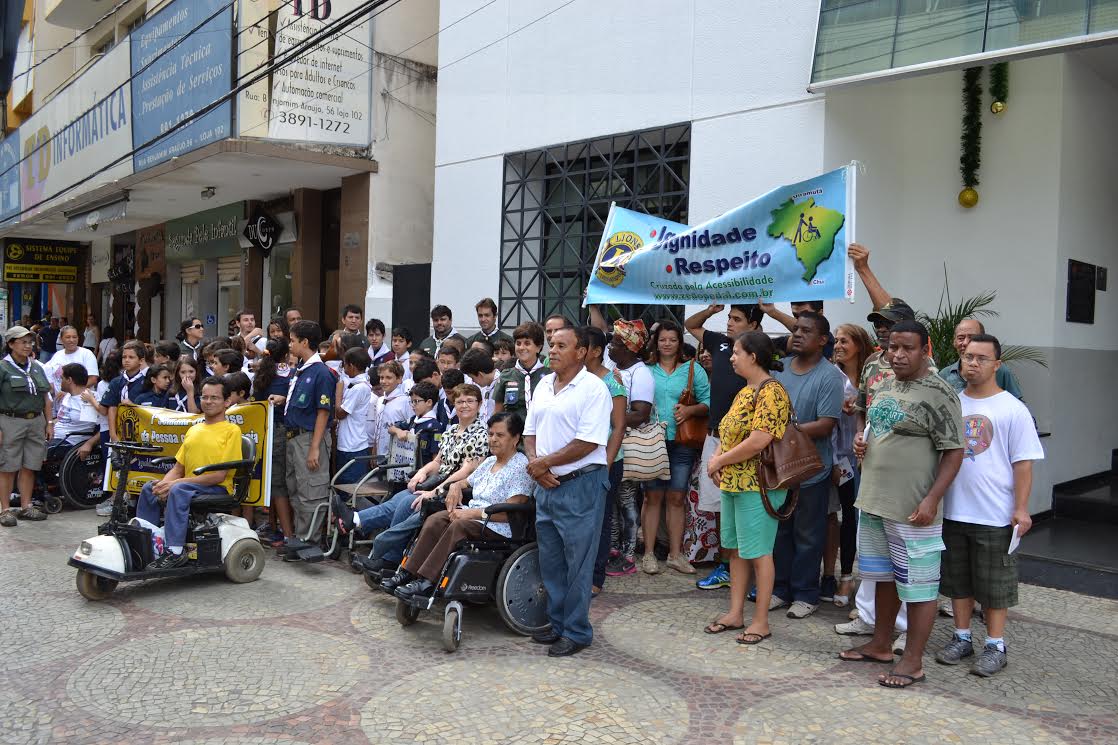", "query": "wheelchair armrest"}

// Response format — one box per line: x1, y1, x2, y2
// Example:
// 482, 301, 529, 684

484, 502, 533, 517
369, 461, 416, 476
192, 458, 254, 475
151, 456, 177, 466
69, 424, 100, 437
